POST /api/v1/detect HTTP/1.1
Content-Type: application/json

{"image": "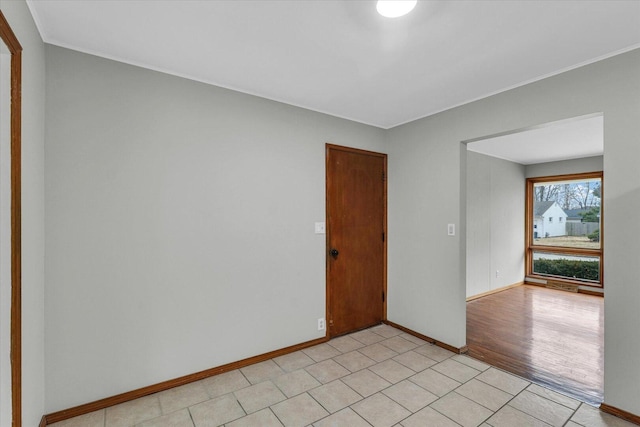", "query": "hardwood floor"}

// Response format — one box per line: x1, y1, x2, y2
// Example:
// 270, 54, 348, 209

466, 284, 603, 405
